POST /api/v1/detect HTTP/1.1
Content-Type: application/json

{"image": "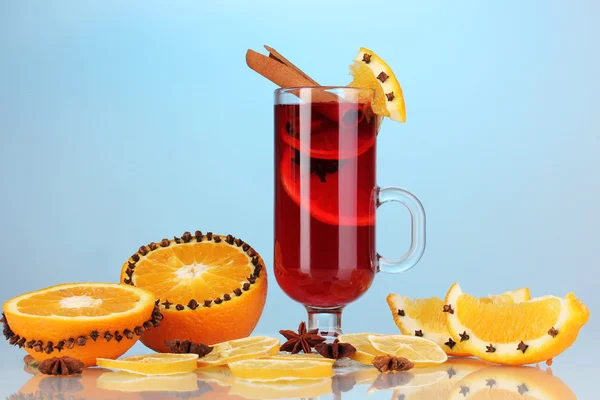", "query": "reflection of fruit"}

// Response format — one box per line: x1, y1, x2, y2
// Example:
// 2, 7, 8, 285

229, 358, 335, 380
367, 335, 447, 367
392, 357, 489, 399
387, 288, 531, 356
349, 47, 406, 122
16, 367, 140, 400
96, 371, 198, 392
445, 283, 589, 365
280, 146, 376, 226
279, 103, 376, 160
195, 365, 235, 386
120, 232, 267, 352
97, 353, 198, 375
196, 336, 280, 367
447, 364, 577, 400
3, 283, 157, 366
230, 378, 333, 399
